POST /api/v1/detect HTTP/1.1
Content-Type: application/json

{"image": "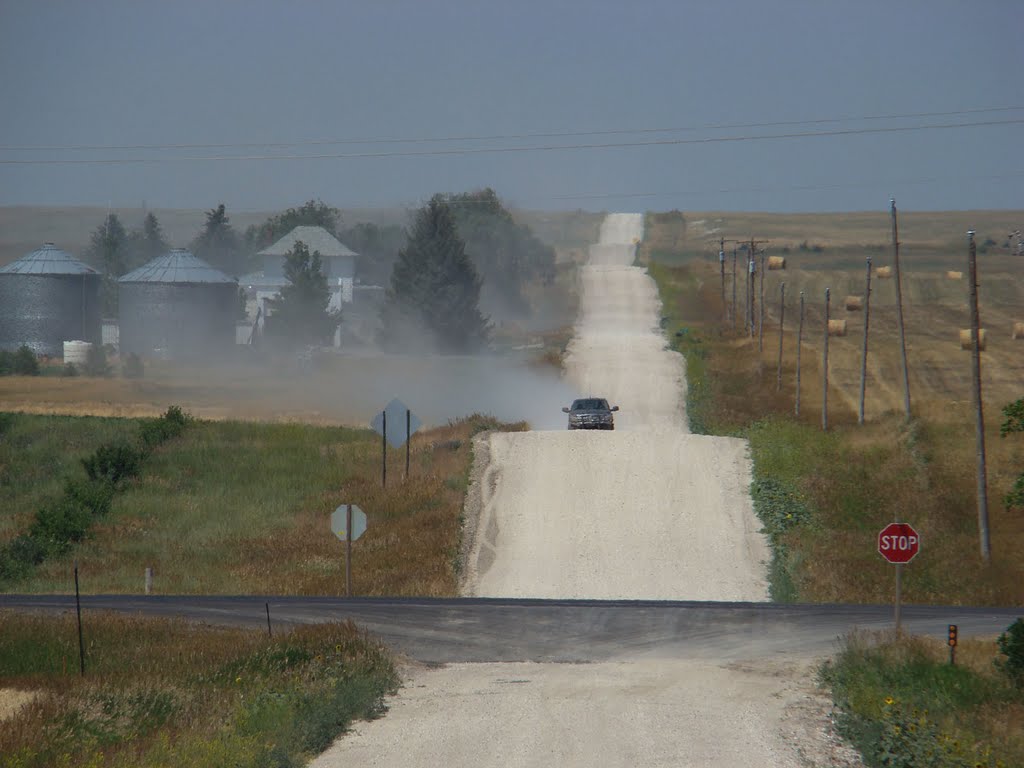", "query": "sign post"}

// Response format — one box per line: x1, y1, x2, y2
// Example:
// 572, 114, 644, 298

331, 504, 367, 596
878, 522, 920, 633
370, 399, 421, 487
